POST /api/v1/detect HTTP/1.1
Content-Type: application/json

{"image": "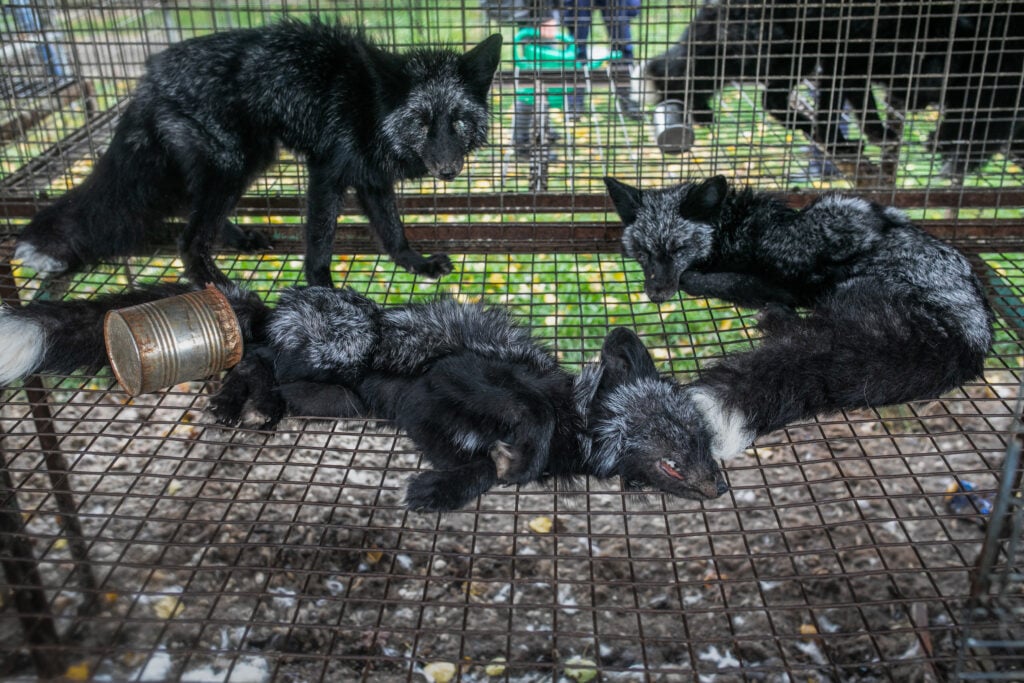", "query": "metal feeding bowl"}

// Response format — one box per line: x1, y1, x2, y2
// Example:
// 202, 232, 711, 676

652, 99, 695, 154
103, 285, 243, 396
